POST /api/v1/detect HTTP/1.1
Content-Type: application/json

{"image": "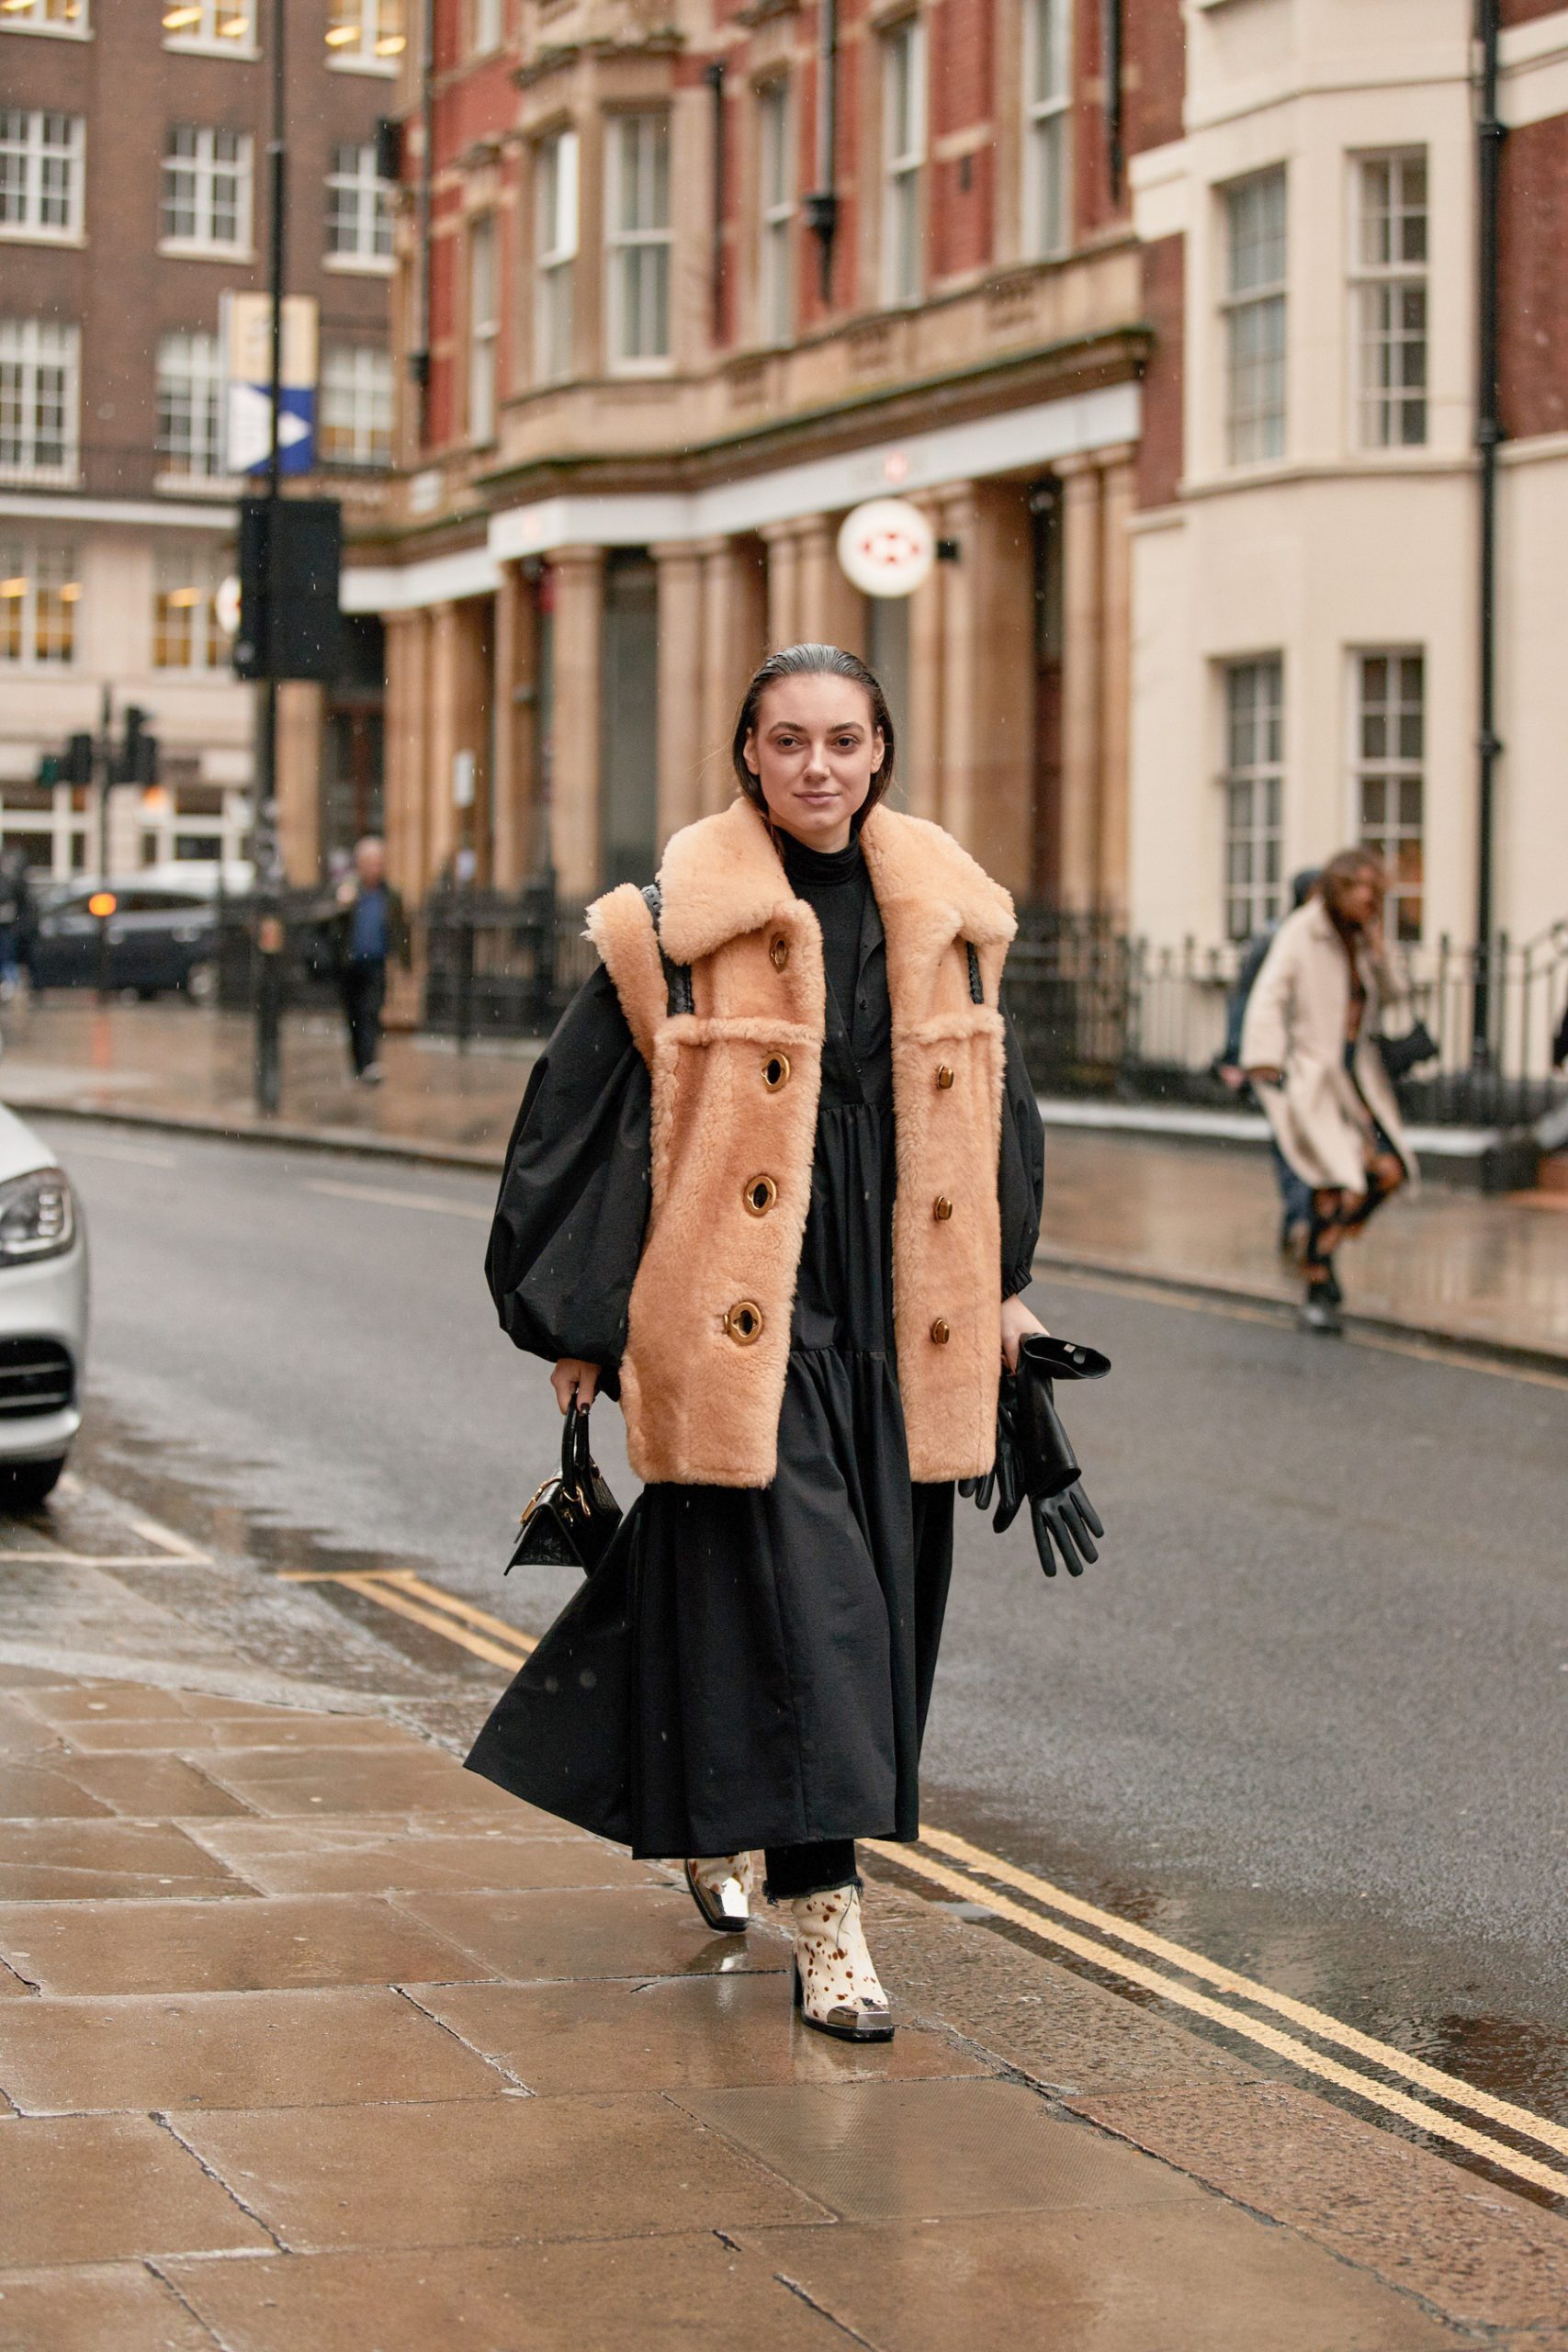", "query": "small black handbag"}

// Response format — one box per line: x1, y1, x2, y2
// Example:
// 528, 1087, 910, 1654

1377, 1018, 1438, 1081
506, 1397, 623, 1577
